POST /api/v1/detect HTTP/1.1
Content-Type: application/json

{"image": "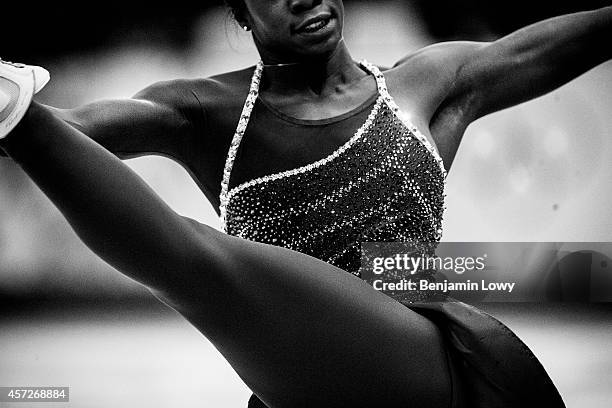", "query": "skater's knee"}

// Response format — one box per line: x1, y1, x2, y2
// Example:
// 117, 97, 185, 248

1, 102, 51, 153
23, 101, 53, 127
